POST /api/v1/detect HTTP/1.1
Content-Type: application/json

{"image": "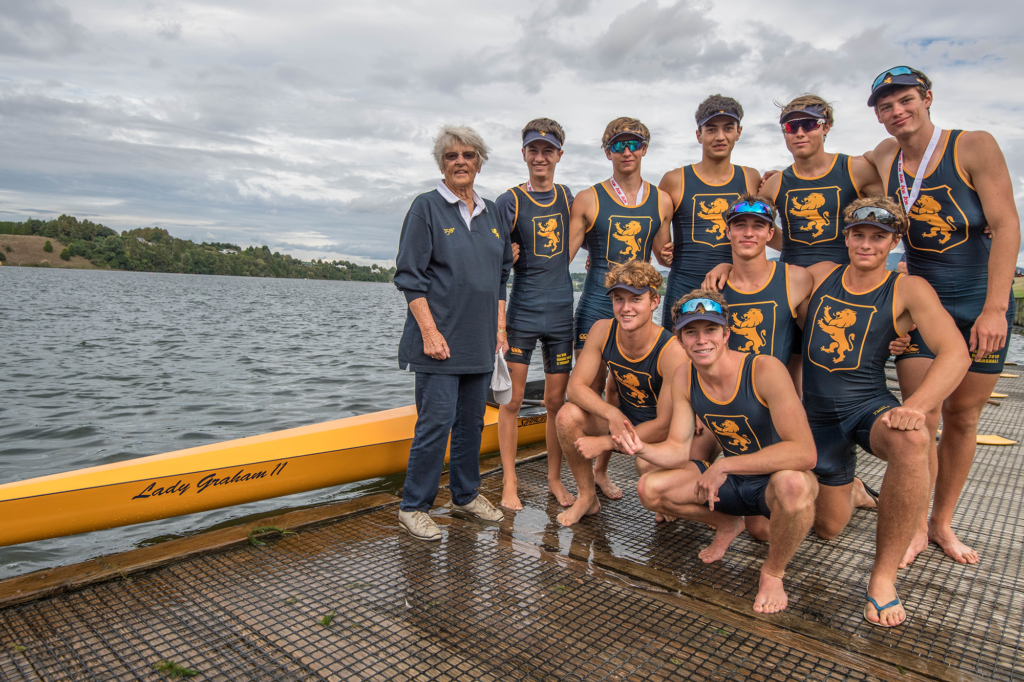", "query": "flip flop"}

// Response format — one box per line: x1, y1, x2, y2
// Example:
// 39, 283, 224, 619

863, 591, 904, 628
861, 479, 880, 506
